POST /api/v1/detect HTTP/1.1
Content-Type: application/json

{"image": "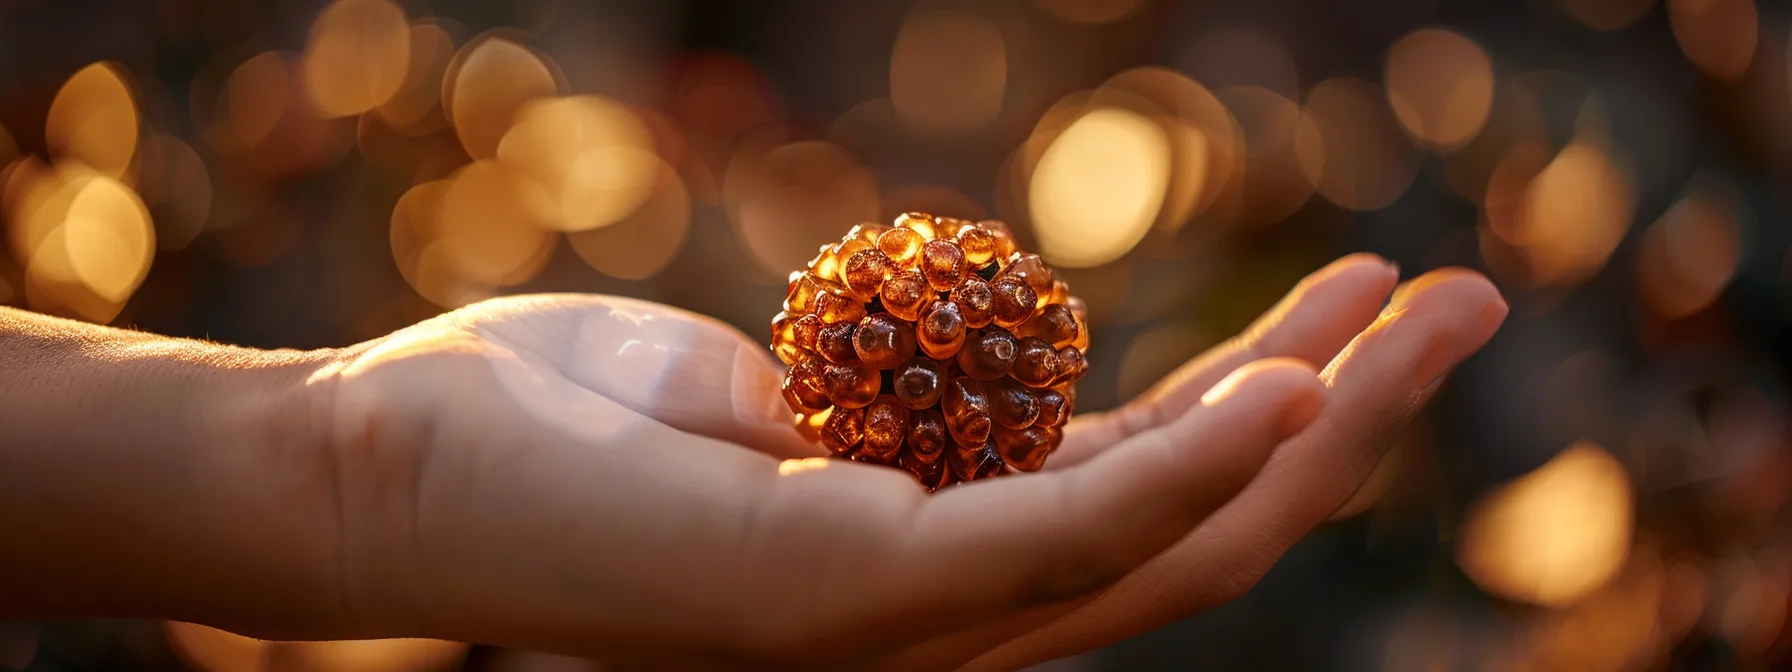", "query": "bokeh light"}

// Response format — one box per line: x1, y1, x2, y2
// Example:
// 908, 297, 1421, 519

301, 0, 412, 118
1559, 0, 1657, 31
44, 62, 139, 178
890, 9, 1006, 135
1028, 0, 1146, 25
567, 159, 691, 280
445, 36, 561, 160
376, 22, 458, 135
1485, 140, 1634, 288
1299, 78, 1420, 211
434, 159, 555, 288
1669, 0, 1759, 81
726, 138, 880, 277
1457, 442, 1635, 607
496, 95, 656, 231
1028, 106, 1171, 268
1094, 68, 1242, 231
1219, 85, 1324, 227
1384, 28, 1494, 153
1636, 175, 1745, 319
